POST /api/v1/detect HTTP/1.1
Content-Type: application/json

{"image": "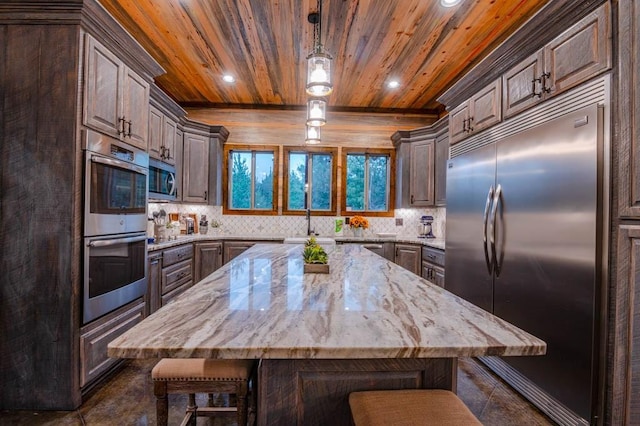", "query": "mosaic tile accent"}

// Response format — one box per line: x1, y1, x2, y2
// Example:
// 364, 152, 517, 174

149, 203, 446, 239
